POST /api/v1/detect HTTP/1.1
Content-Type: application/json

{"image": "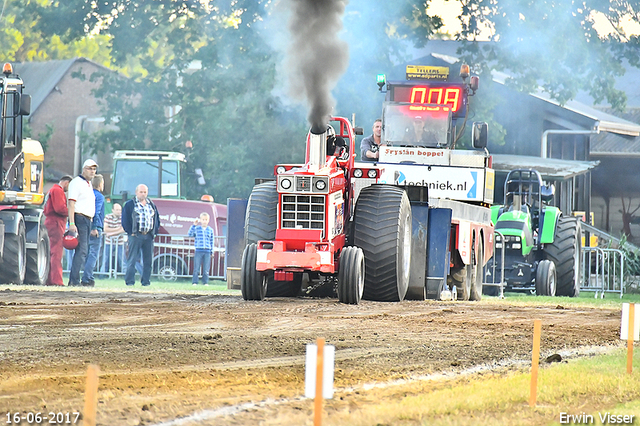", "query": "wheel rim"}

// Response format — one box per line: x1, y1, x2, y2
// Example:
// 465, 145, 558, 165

19, 232, 26, 281
37, 237, 48, 279
401, 211, 411, 284
356, 250, 365, 299
158, 266, 178, 281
